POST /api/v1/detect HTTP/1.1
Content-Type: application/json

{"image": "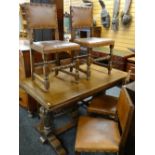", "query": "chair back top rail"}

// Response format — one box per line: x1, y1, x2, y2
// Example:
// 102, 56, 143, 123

70, 6, 93, 40
23, 3, 59, 42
